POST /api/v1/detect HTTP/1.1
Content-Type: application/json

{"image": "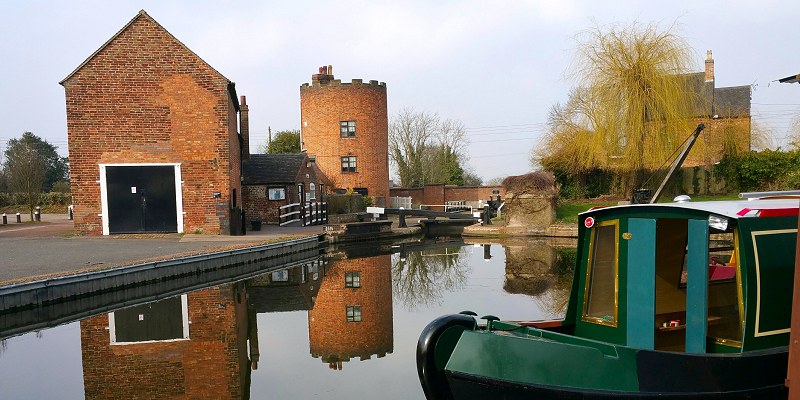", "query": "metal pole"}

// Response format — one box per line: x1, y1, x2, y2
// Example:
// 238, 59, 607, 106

785, 200, 800, 395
